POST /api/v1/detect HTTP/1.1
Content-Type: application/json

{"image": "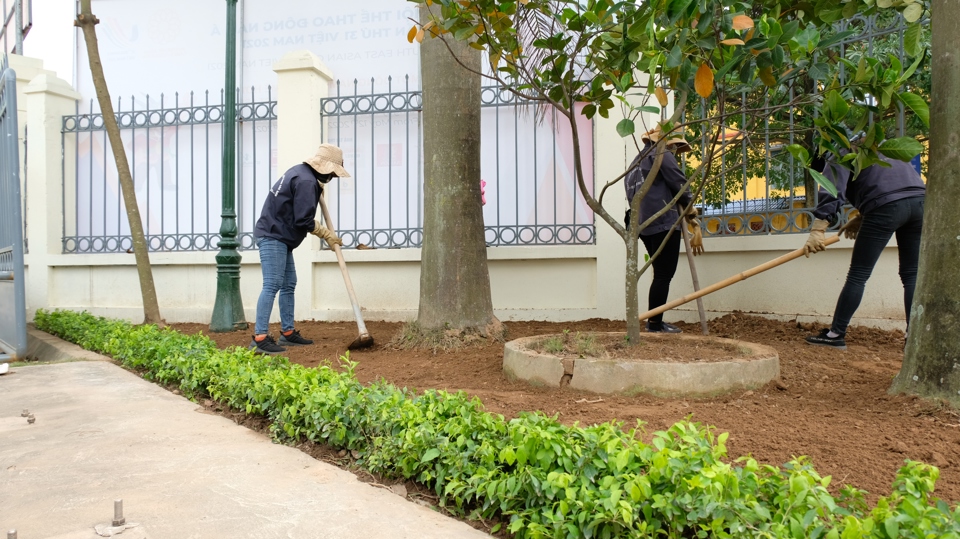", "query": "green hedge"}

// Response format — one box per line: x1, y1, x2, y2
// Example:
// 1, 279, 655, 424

35, 309, 960, 539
